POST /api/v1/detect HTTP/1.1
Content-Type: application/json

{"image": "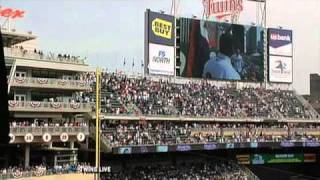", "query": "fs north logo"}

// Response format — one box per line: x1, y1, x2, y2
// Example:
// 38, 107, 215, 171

152, 50, 170, 64
152, 18, 172, 39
